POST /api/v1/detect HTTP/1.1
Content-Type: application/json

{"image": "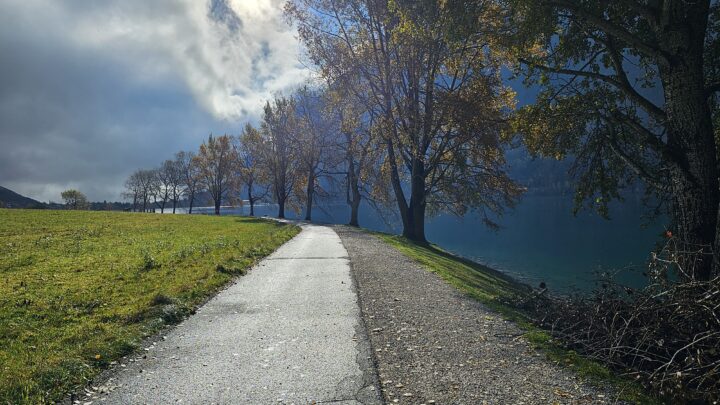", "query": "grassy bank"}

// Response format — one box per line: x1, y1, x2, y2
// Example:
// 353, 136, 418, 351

0, 209, 299, 403
378, 234, 656, 404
